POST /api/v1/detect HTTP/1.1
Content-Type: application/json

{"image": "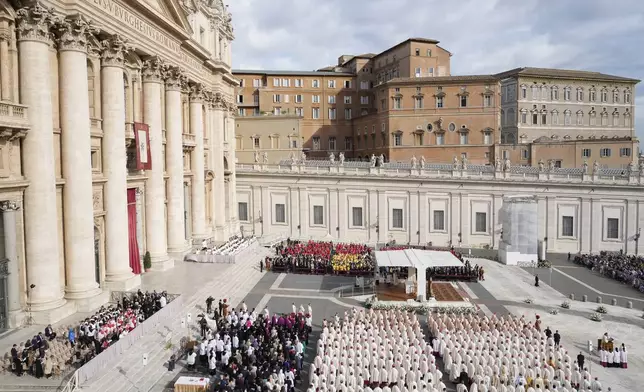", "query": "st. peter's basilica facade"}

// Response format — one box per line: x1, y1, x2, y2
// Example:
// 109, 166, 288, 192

0, 0, 239, 328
